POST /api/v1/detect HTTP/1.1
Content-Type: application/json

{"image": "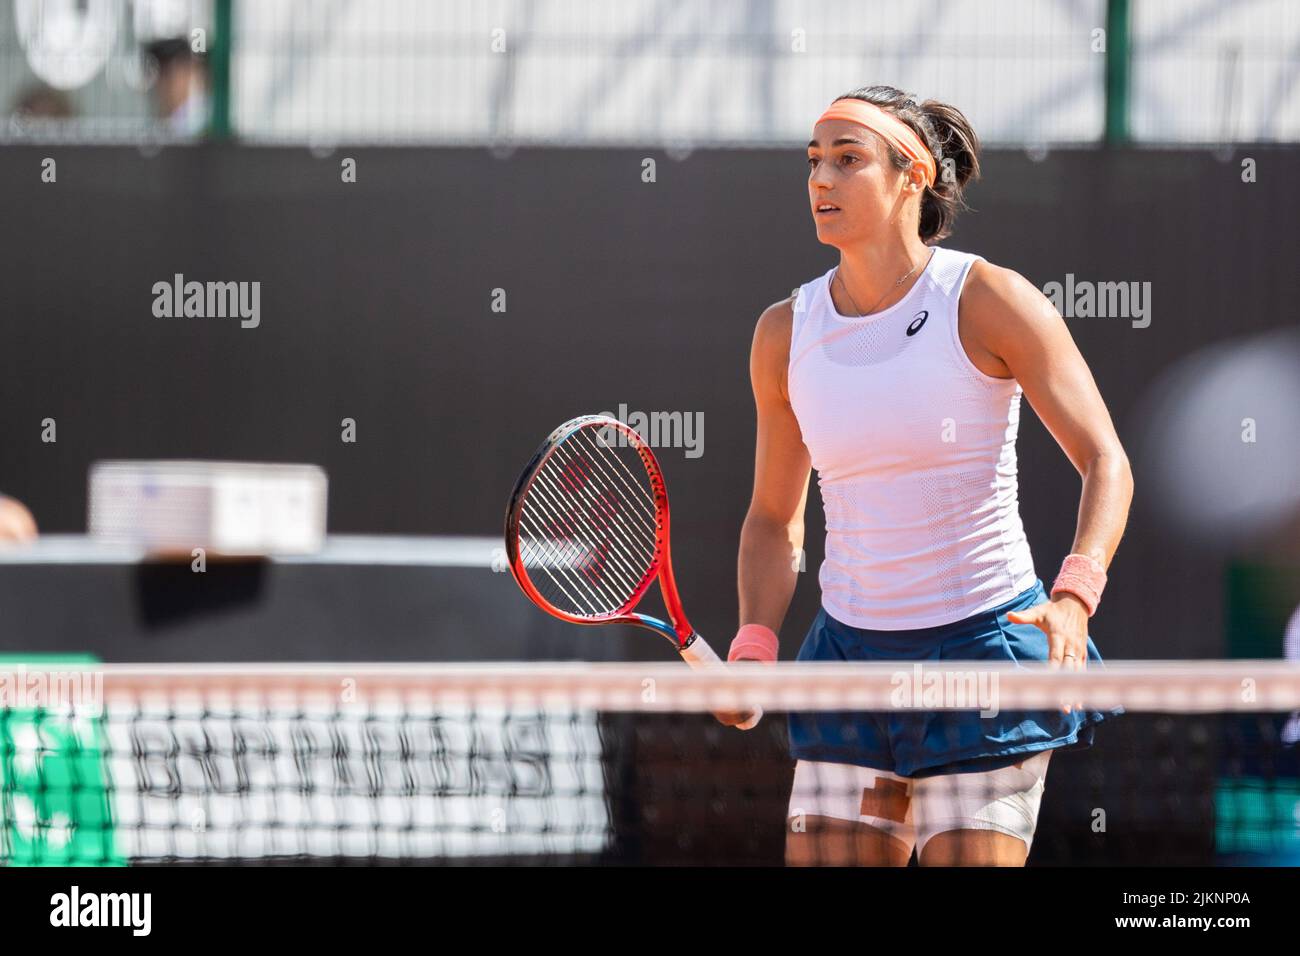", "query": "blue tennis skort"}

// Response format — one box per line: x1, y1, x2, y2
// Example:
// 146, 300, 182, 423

787, 579, 1124, 777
